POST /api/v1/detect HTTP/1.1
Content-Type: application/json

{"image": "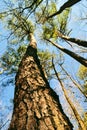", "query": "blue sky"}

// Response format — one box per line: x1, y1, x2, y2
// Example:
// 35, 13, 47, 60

0, 0, 87, 129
